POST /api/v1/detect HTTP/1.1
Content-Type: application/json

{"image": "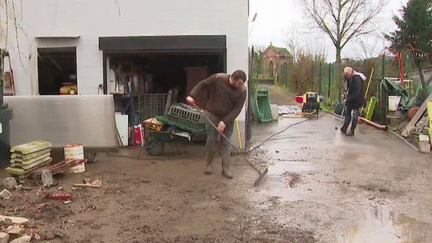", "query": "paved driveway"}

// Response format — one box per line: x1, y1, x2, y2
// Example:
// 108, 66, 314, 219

243, 112, 432, 242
